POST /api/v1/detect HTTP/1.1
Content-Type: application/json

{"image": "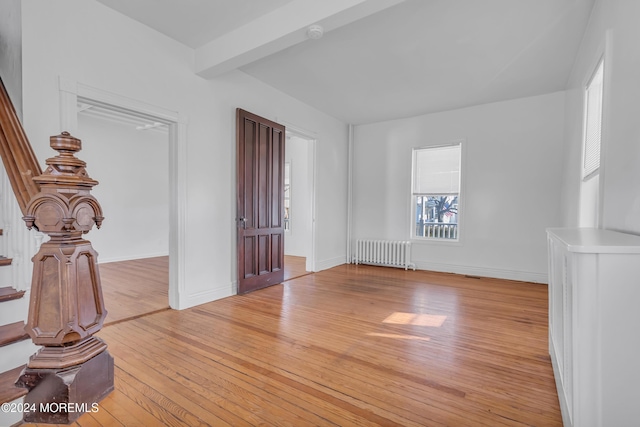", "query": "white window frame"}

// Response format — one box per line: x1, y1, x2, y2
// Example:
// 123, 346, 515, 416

410, 141, 464, 242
